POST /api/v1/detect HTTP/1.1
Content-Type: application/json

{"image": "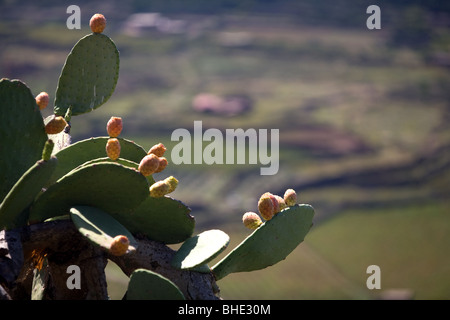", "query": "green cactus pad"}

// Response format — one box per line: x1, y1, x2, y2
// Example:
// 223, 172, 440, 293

0, 78, 48, 203
211, 204, 314, 281
47, 137, 147, 186
70, 206, 138, 254
110, 196, 195, 244
54, 33, 119, 116
29, 162, 148, 223
126, 268, 185, 300
171, 229, 230, 270
0, 157, 57, 230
